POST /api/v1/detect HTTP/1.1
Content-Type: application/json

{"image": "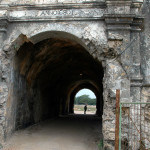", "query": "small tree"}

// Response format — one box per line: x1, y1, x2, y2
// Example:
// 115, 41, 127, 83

74, 95, 96, 105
